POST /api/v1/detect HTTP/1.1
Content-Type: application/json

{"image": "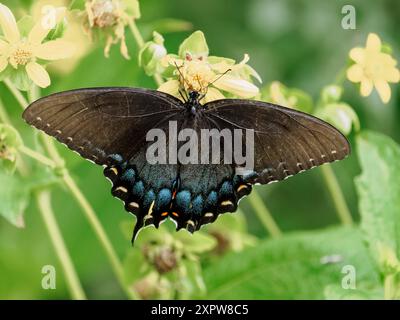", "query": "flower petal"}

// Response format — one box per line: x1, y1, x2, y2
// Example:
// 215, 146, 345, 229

158, 80, 181, 99
347, 64, 364, 83
366, 33, 381, 52
28, 7, 66, 45
214, 75, 259, 98
203, 87, 225, 103
385, 68, 400, 83
0, 55, 8, 73
0, 3, 20, 43
26, 62, 50, 88
349, 48, 365, 64
374, 80, 391, 103
178, 31, 209, 59
0, 38, 8, 51
360, 79, 373, 97
33, 39, 75, 60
